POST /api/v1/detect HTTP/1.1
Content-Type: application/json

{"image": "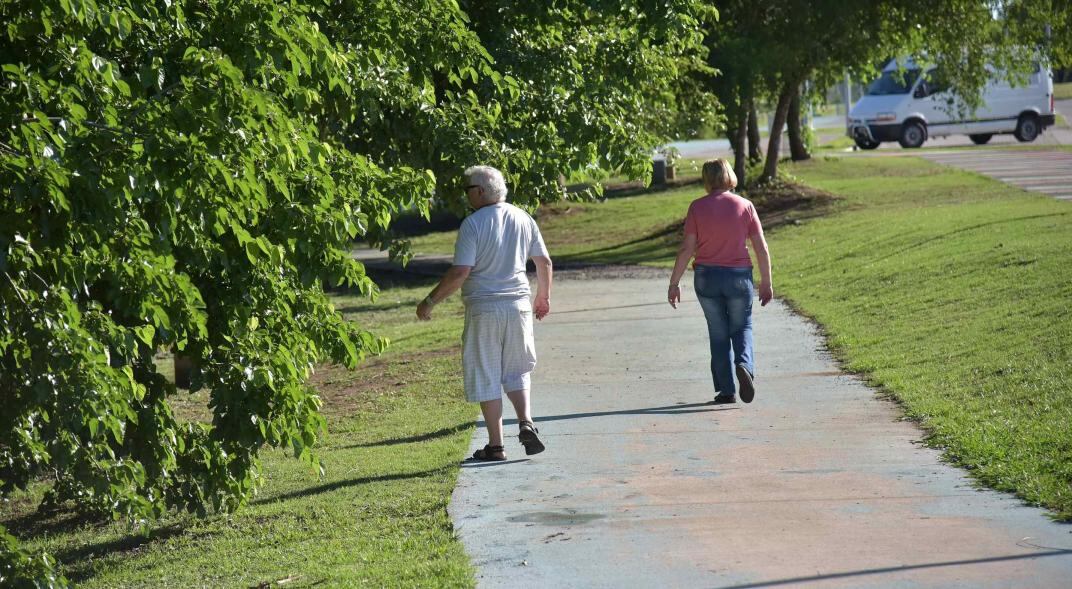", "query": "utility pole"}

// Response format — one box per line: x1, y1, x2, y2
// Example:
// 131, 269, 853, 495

845, 72, 855, 150
844, 72, 853, 116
